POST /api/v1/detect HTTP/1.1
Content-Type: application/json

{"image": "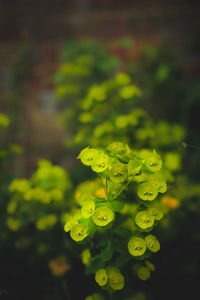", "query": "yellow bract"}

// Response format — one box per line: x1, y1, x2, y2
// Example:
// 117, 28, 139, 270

95, 269, 108, 286
70, 223, 89, 242
92, 206, 114, 227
